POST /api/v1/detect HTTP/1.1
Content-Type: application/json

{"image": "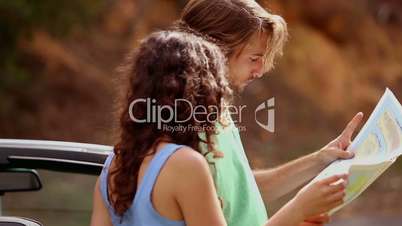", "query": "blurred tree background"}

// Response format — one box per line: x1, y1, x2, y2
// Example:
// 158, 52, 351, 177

1, 0, 402, 225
